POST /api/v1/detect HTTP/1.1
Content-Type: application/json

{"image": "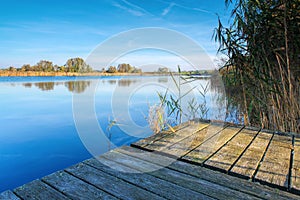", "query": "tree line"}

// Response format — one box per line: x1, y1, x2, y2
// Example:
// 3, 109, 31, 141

2, 58, 142, 74
105, 63, 142, 73
4, 58, 93, 73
